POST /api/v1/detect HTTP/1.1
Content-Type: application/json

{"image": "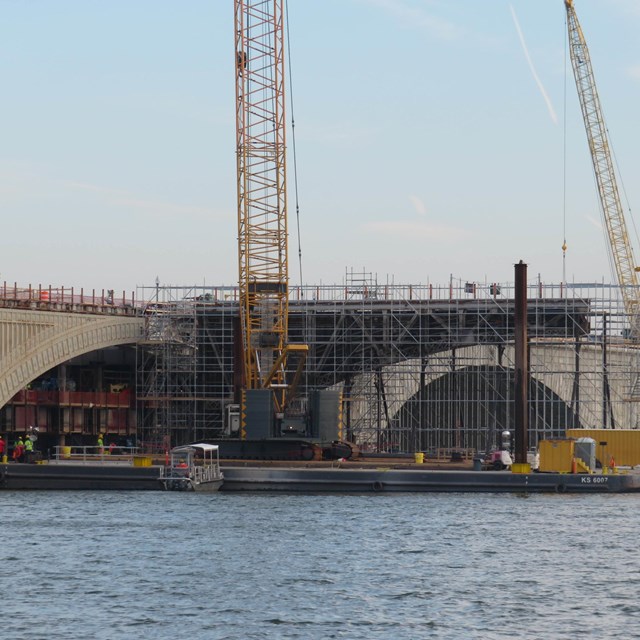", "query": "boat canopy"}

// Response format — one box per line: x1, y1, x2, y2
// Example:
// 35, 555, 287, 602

172, 443, 219, 453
